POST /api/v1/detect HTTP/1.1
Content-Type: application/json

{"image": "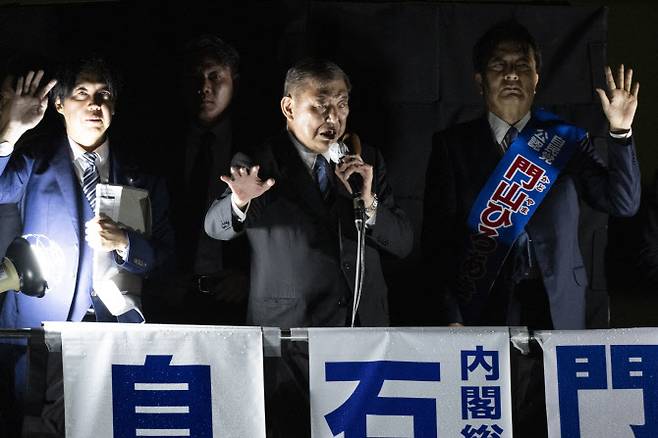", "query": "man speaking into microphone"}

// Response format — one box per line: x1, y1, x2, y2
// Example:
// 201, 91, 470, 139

204, 58, 413, 329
